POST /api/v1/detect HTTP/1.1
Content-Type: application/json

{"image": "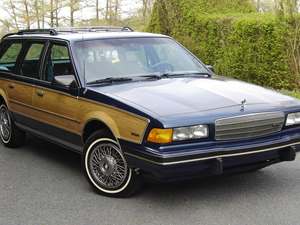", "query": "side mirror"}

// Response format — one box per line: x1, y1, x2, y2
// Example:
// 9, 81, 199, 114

206, 65, 215, 73
53, 75, 77, 89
